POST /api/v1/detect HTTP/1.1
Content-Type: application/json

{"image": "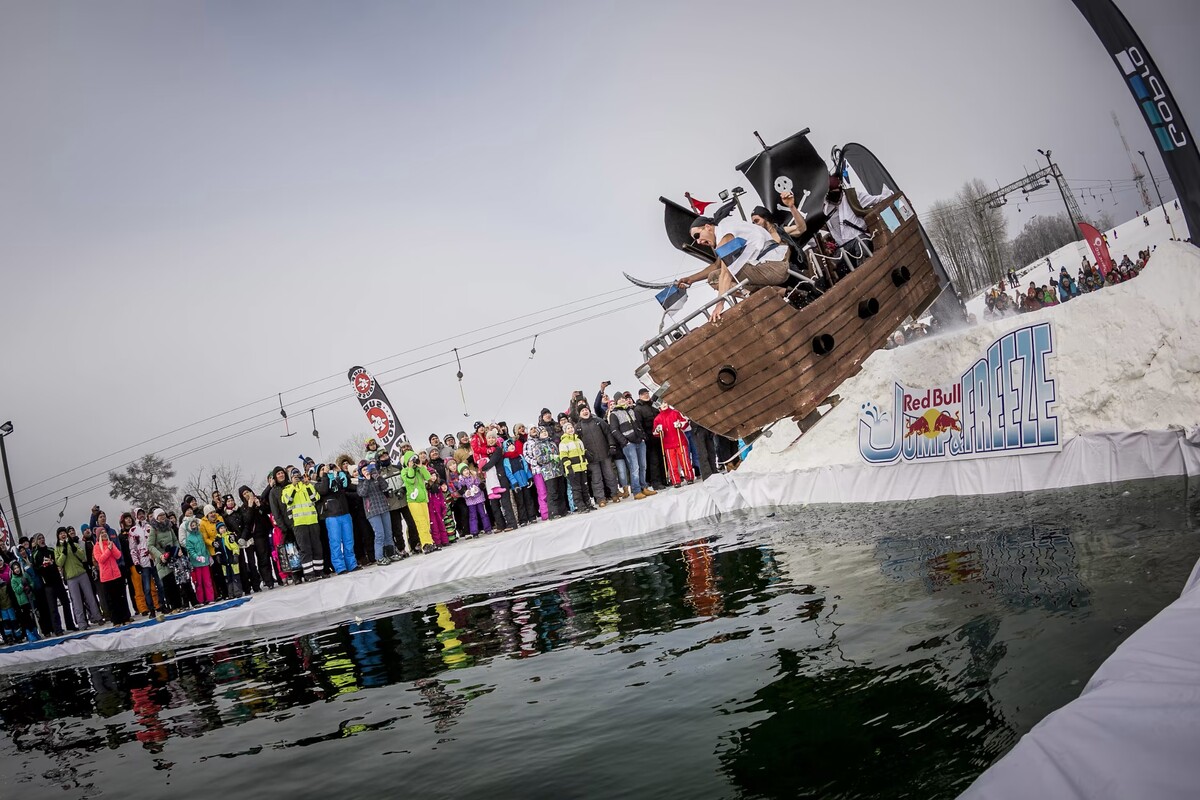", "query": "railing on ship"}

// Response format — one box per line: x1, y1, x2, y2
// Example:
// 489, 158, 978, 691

638, 278, 751, 361
638, 232, 876, 362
